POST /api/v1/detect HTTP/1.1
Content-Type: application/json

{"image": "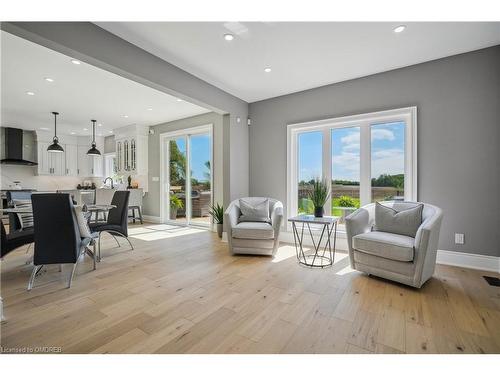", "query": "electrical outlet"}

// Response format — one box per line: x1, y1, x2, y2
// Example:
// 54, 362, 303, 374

455, 233, 465, 245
